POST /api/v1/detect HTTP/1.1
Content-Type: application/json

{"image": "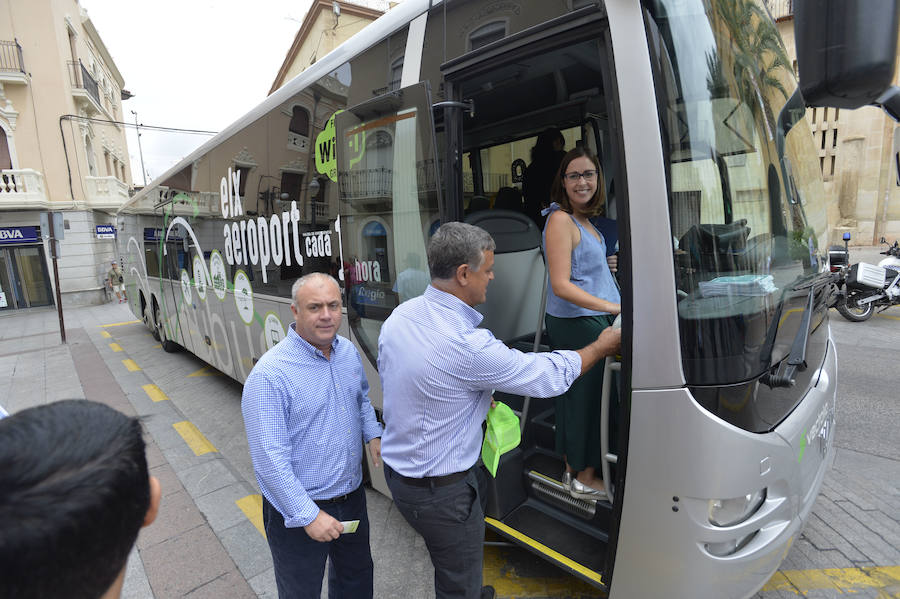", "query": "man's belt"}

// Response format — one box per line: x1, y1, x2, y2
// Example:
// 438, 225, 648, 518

314, 486, 359, 505
393, 467, 470, 488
